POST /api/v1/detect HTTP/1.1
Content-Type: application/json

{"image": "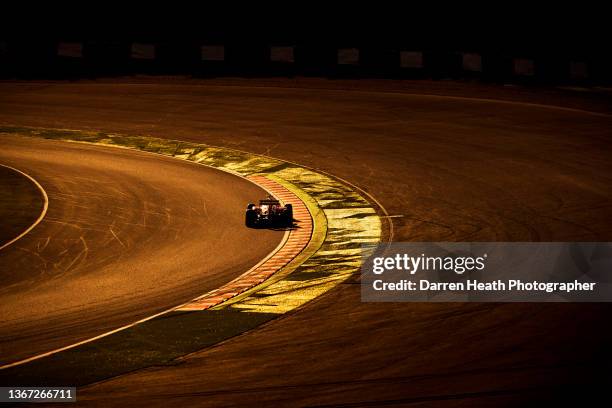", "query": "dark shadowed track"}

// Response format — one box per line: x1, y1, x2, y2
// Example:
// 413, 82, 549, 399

1, 79, 611, 406
0, 164, 45, 247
